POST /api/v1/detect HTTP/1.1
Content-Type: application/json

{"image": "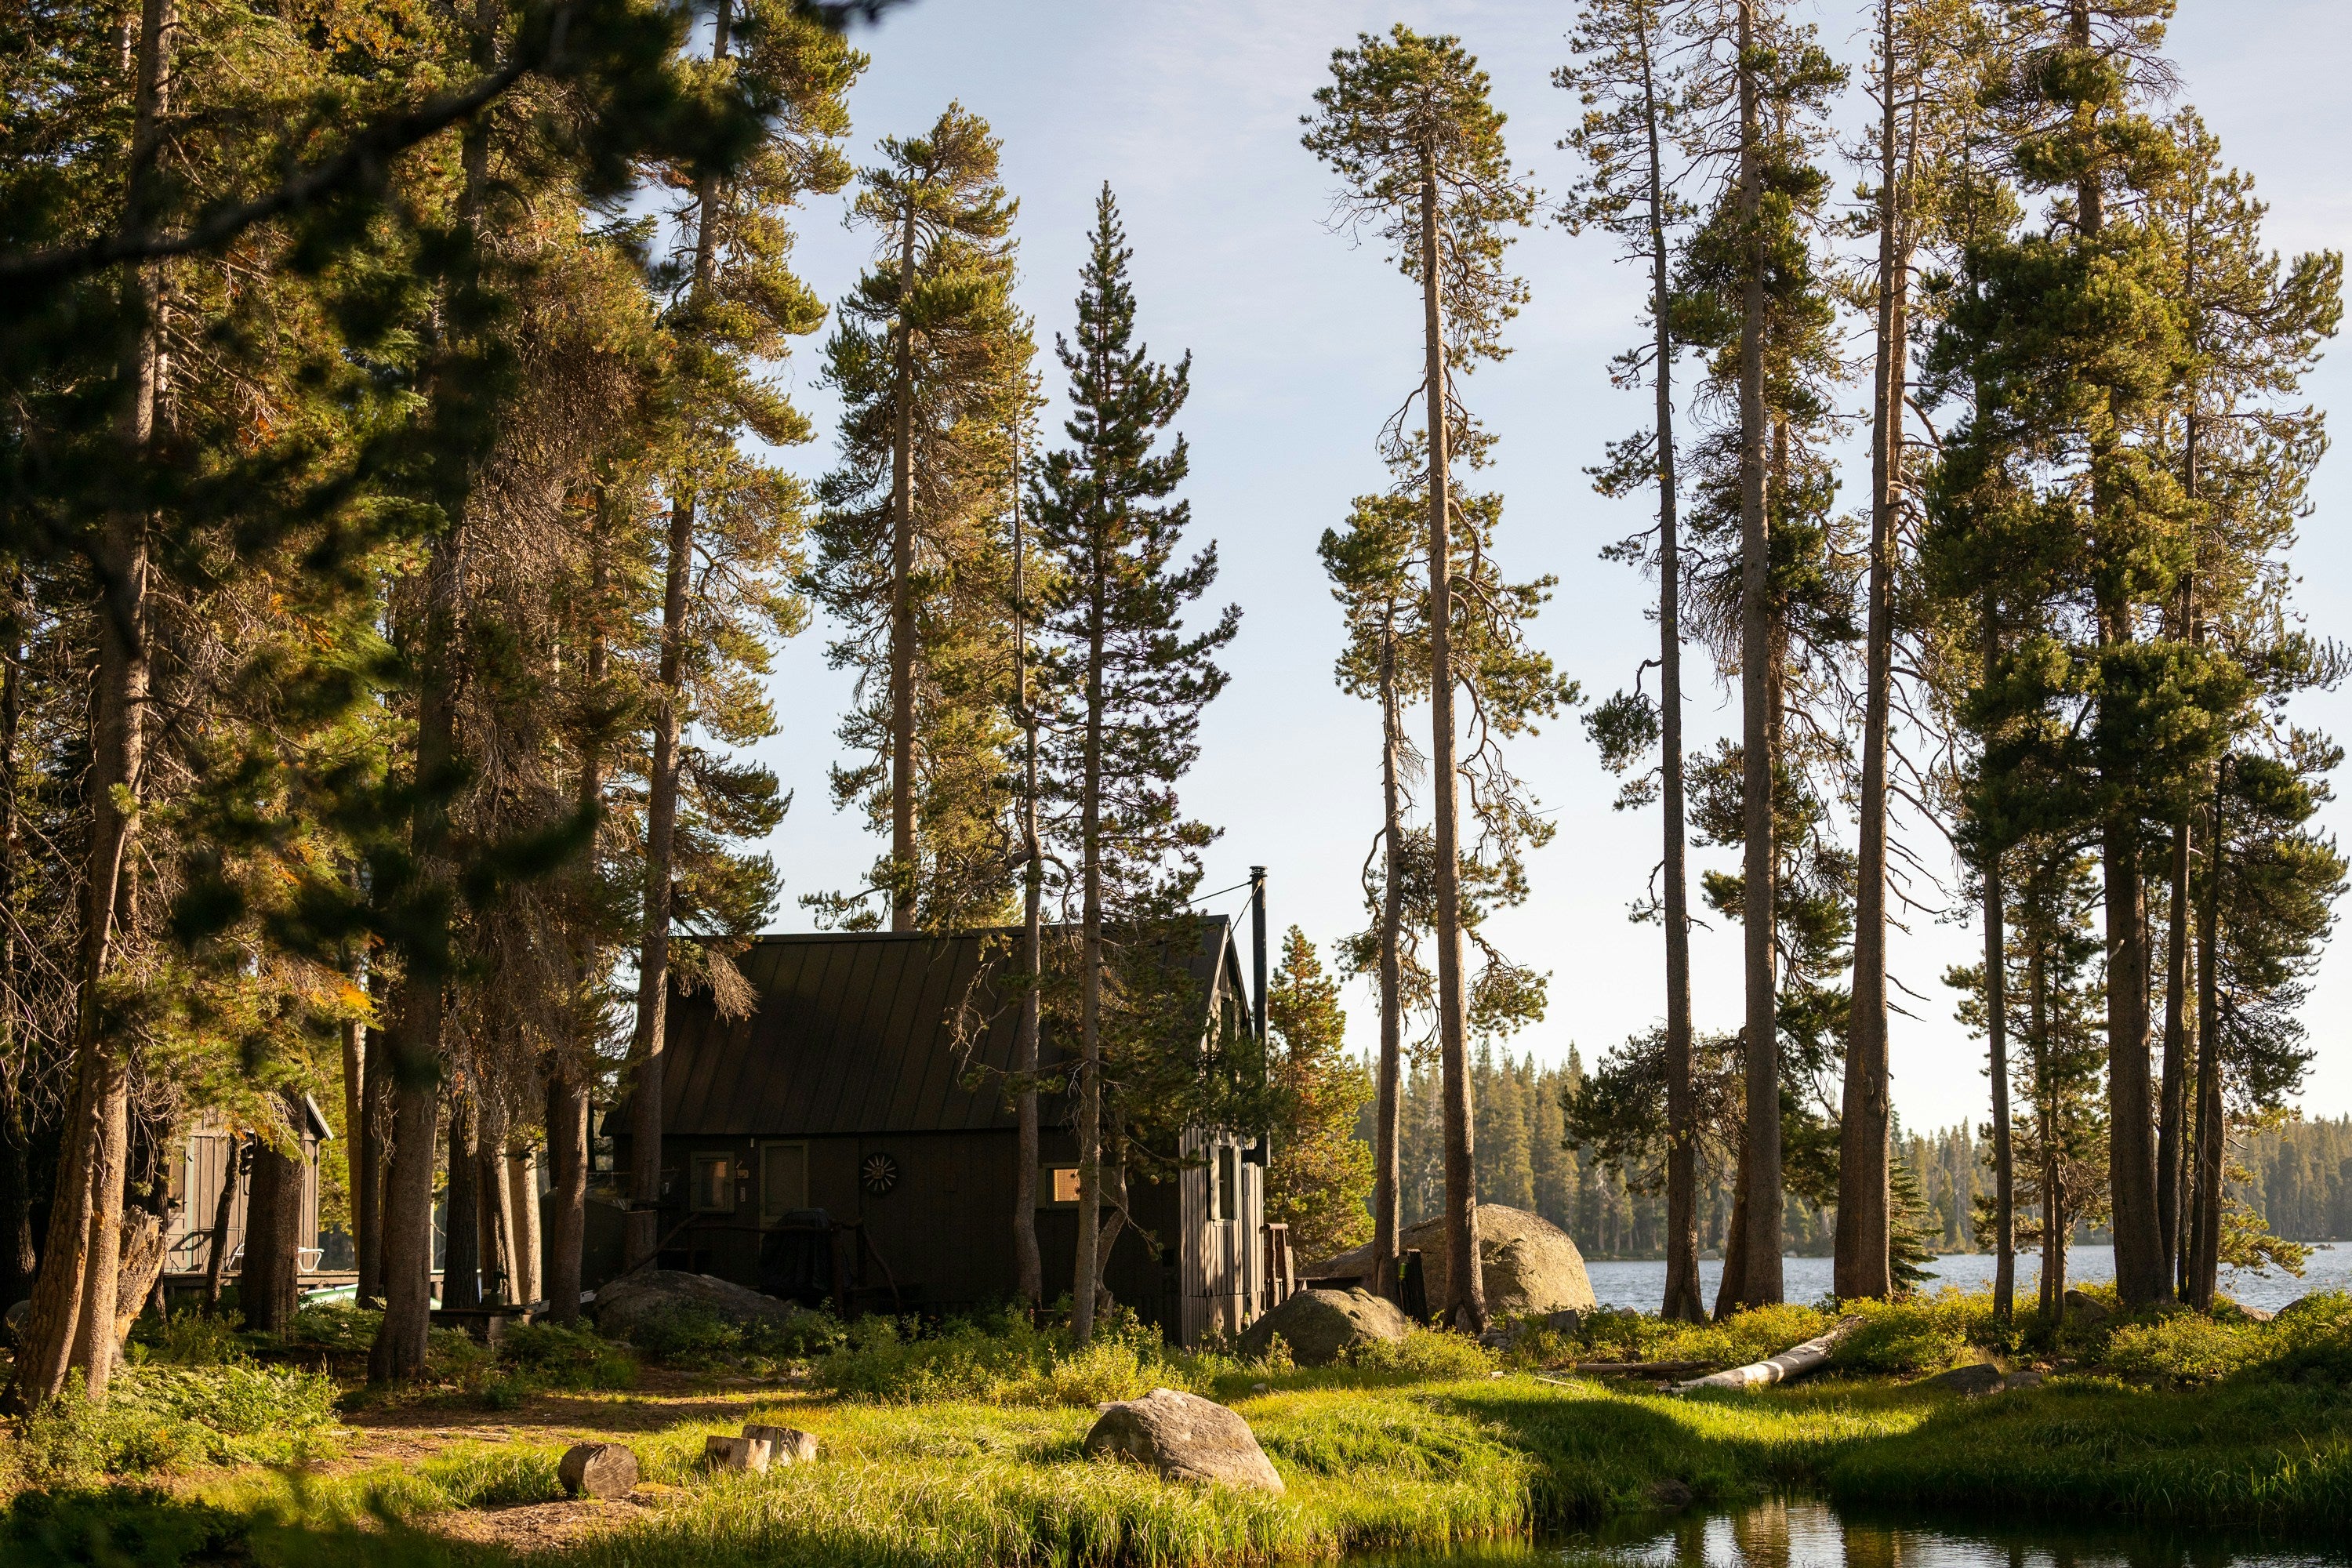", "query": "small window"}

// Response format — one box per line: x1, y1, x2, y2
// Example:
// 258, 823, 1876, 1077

690, 1152, 735, 1214
1215, 1145, 1237, 1224
1044, 1166, 1082, 1207
760, 1143, 808, 1223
